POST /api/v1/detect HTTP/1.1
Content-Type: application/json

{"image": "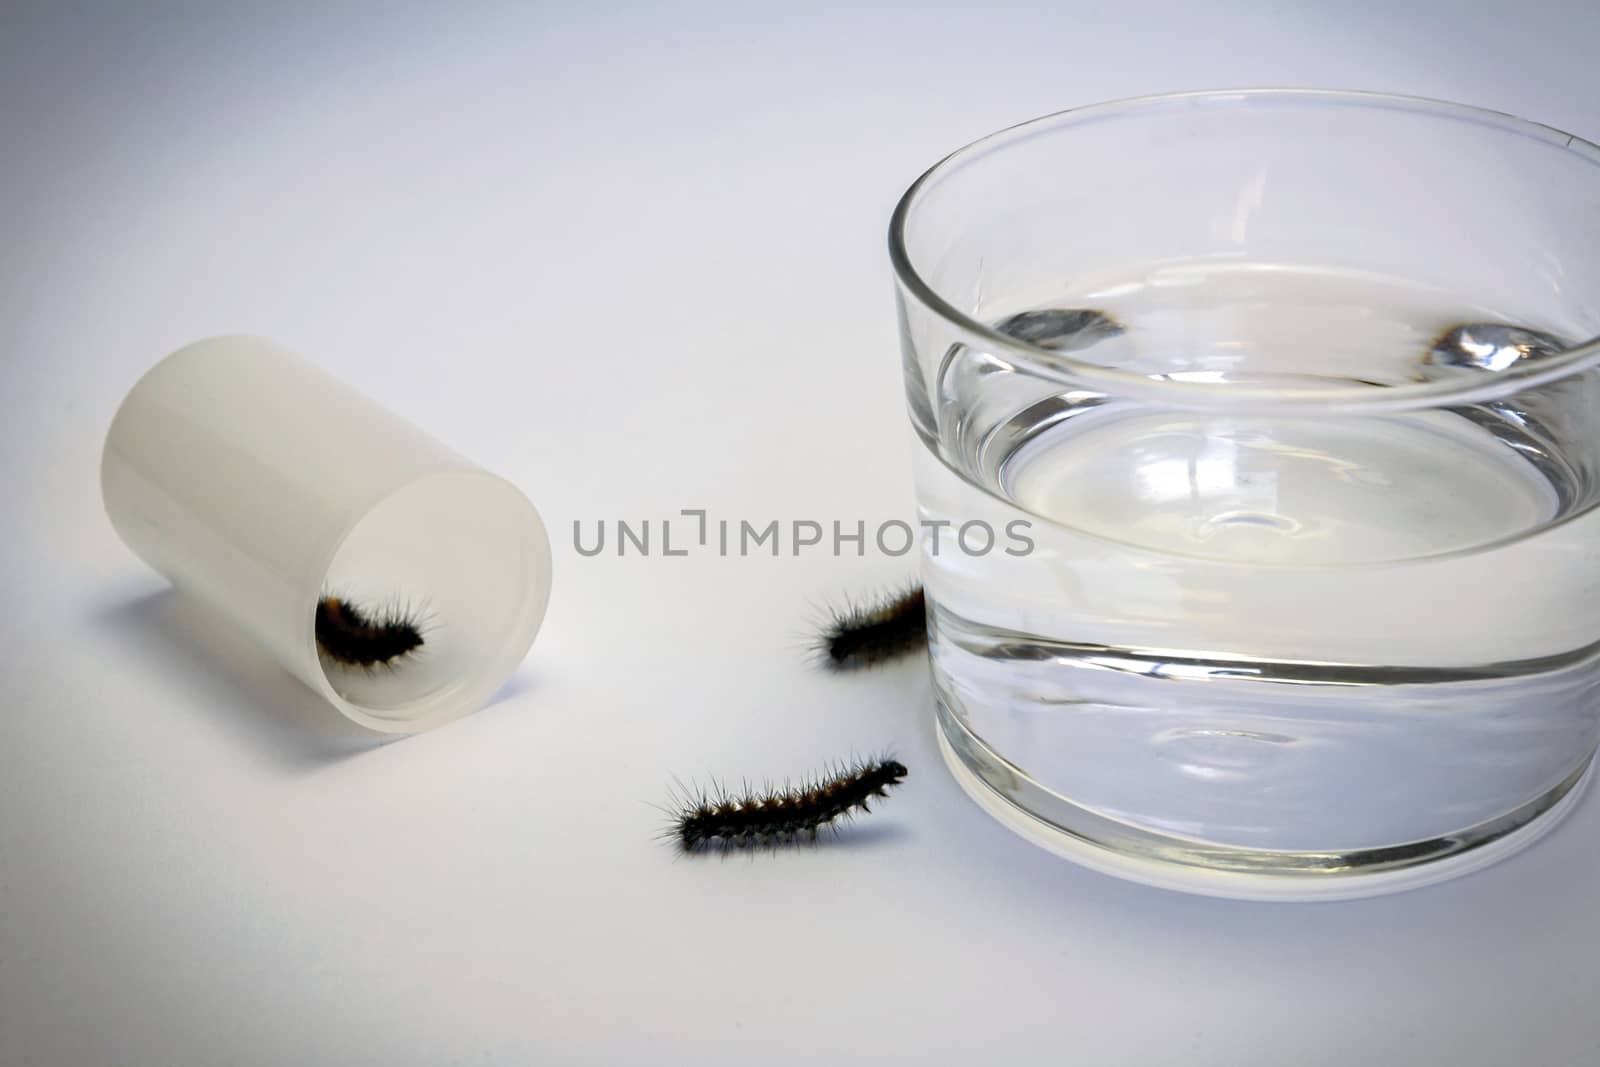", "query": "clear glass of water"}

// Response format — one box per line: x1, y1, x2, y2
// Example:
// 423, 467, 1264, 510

891, 90, 1600, 899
